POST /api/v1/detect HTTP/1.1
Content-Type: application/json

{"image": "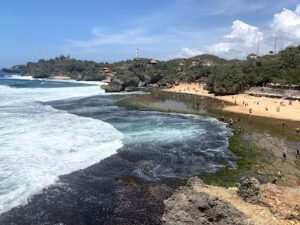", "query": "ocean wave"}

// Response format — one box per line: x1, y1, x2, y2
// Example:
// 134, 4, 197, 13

0, 83, 105, 107
0, 77, 124, 214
